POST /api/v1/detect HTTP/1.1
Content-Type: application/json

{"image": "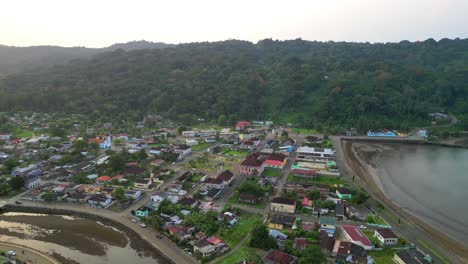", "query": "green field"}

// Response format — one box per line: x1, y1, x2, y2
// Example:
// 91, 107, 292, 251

262, 168, 281, 177
367, 214, 388, 226
13, 130, 33, 138
215, 213, 263, 264
223, 150, 249, 157
362, 229, 380, 246
368, 248, 396, 264
191, 143, 212, 151
291, 128, 319, 135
